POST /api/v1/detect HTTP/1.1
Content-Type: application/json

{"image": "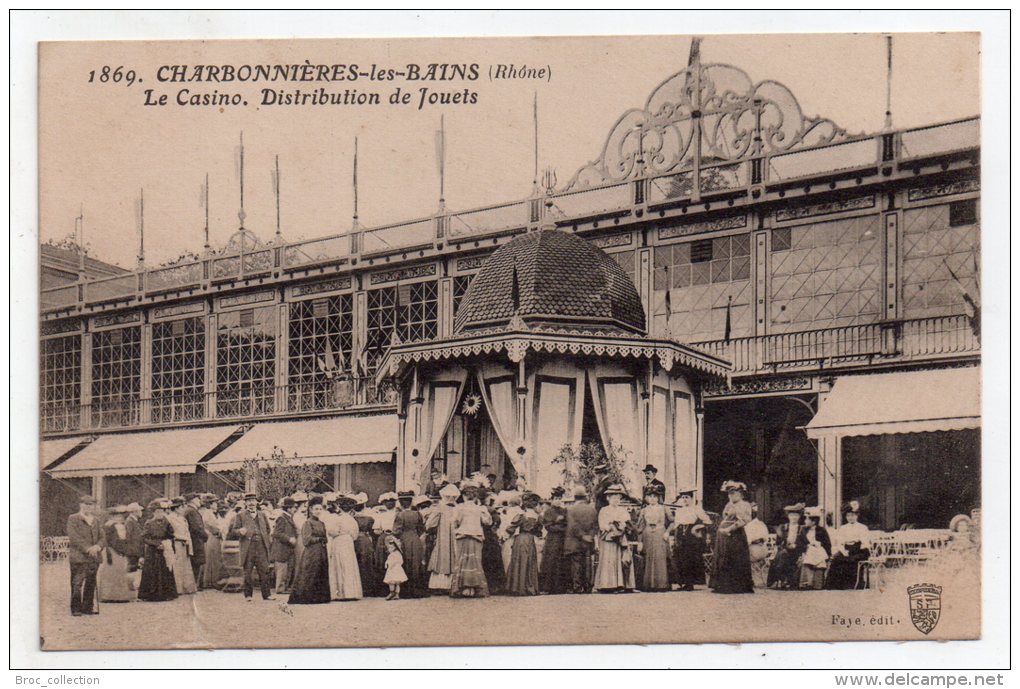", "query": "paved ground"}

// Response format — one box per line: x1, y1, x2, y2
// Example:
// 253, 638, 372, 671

38, 561, 979, 651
